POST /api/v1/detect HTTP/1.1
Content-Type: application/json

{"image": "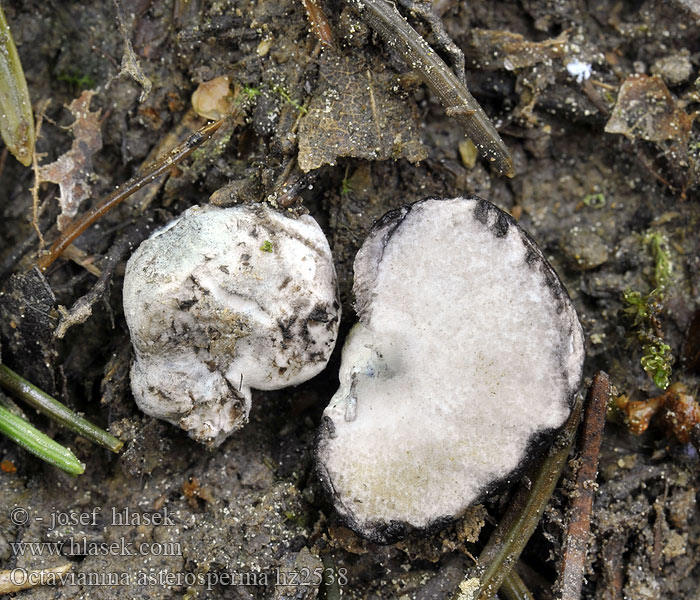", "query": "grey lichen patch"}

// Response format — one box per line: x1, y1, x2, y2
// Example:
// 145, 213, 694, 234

297, 49, 427, 172
123, 204, 340, 446
316, 196, 585, 543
